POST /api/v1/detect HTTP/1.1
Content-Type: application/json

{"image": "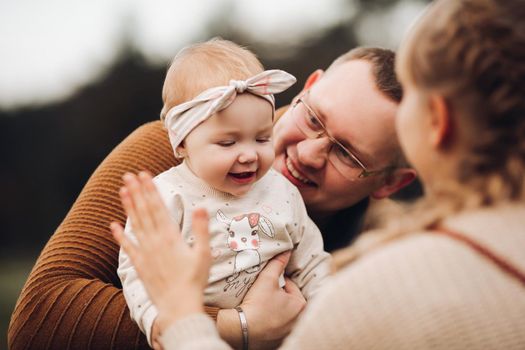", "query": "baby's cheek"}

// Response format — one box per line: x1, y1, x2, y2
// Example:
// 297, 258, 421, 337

251, 239, 259, 248
229, 241, 238, 250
